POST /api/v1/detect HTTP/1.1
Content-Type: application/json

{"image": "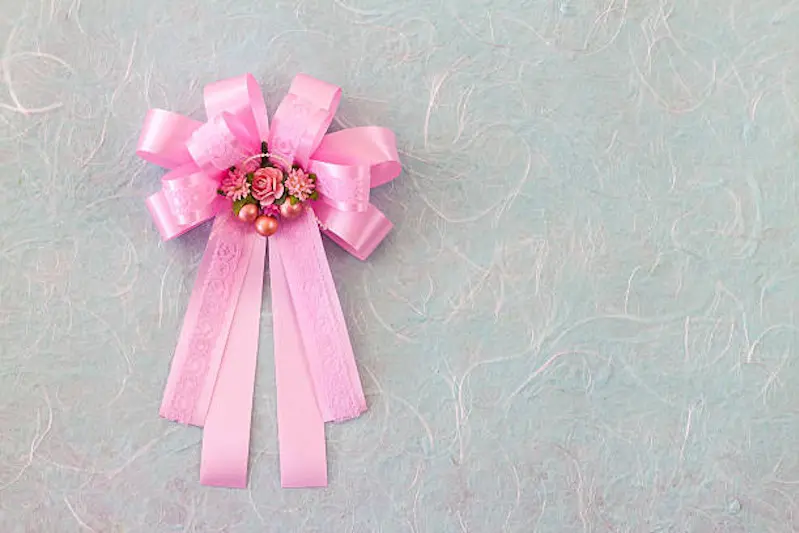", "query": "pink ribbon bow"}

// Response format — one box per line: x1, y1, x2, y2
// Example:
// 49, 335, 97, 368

136, 73, 401, 488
